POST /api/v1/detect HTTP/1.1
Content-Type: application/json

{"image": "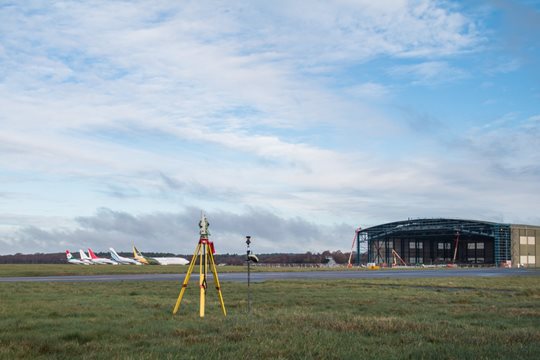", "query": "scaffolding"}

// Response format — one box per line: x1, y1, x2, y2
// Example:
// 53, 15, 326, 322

355, 231, 369, 265
494, 224, 511, 266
